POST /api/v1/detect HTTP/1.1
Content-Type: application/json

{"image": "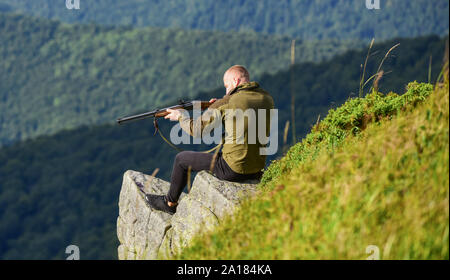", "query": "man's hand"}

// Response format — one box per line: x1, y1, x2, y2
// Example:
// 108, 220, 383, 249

165, 108, 182, 121
165, 99, 216, 121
